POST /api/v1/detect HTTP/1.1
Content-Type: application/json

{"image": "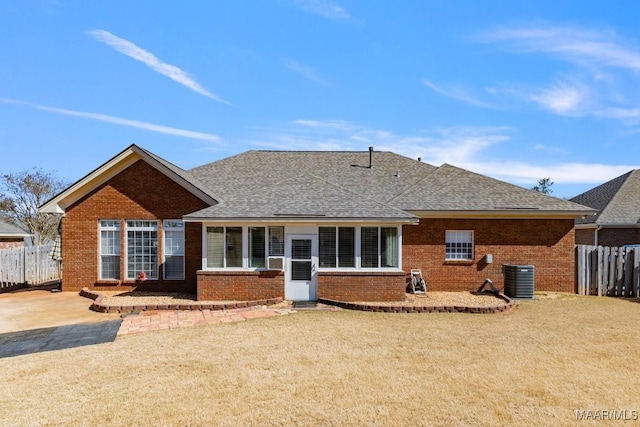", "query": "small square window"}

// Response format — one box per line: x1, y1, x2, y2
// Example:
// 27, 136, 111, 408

445, 230, 473, 260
